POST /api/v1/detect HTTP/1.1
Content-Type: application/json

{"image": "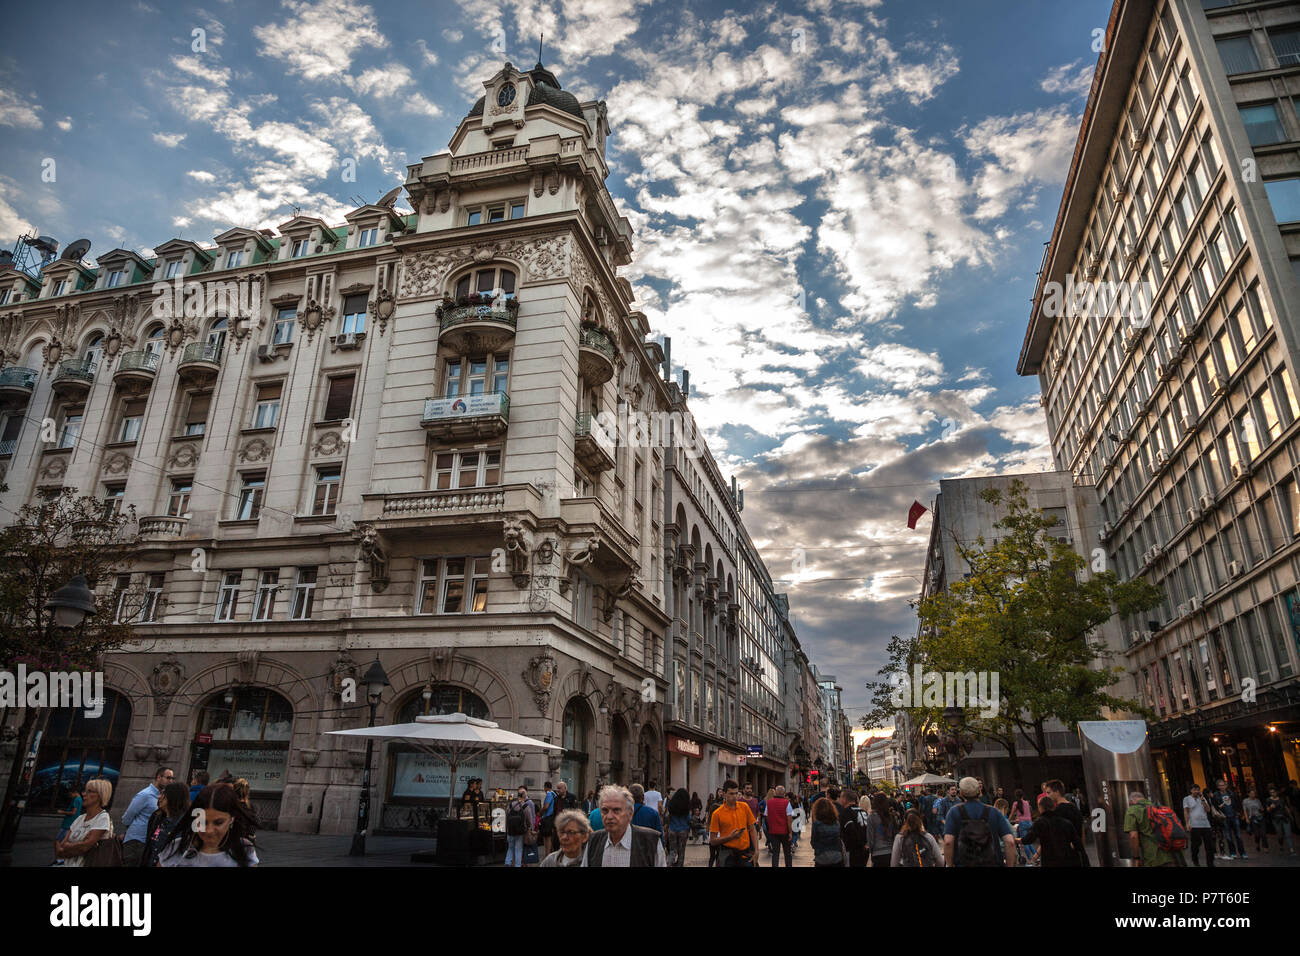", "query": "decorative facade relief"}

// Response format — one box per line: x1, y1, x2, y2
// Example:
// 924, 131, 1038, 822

398, 233, 571, 299
522, 654, 558, 713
